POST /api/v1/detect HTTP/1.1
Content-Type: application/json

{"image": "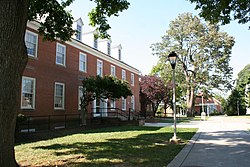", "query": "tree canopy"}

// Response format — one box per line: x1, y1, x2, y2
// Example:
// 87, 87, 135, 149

151, 13, 235, 116
140, 75, 172, 117
189, 0, 250, 29
79, 75, 132, 124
